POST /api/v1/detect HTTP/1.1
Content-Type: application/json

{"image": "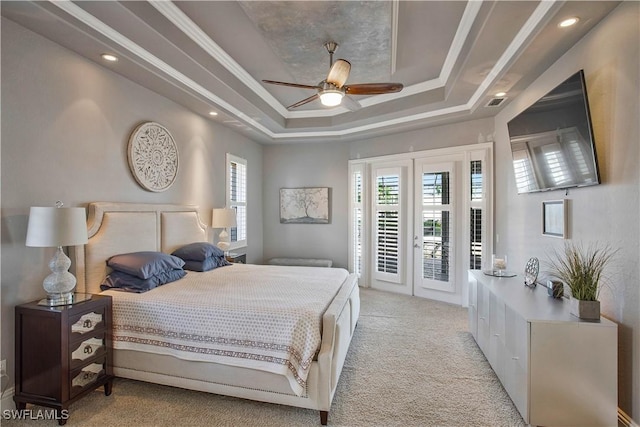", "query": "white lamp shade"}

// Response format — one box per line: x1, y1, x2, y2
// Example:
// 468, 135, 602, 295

26, 207, 88, 247
211, 208, 237, 228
